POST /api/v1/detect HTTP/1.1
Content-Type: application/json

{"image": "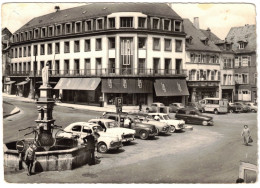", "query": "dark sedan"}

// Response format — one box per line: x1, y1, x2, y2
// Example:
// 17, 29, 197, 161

228, 103, 242, 113
234, 102, 251, 113
175, 108, 213, 126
